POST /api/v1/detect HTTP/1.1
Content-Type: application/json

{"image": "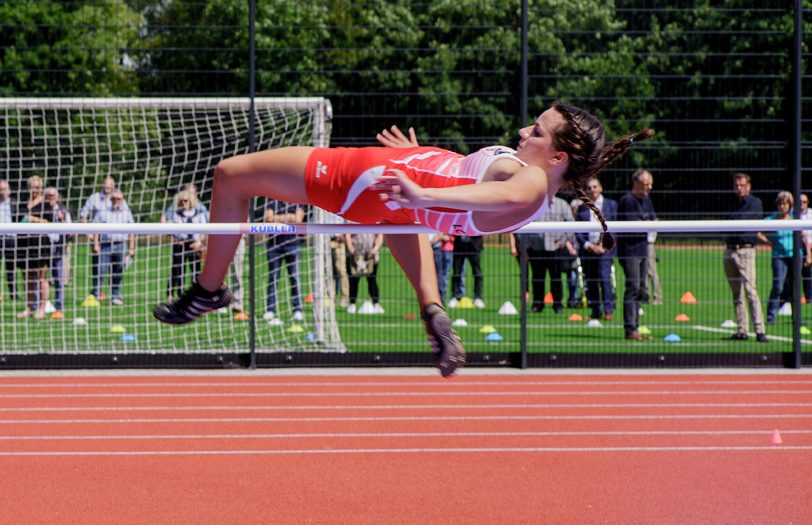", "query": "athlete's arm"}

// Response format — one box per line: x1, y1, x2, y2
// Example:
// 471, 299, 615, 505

376, 125, 419, 148
376, 165, 548, 212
